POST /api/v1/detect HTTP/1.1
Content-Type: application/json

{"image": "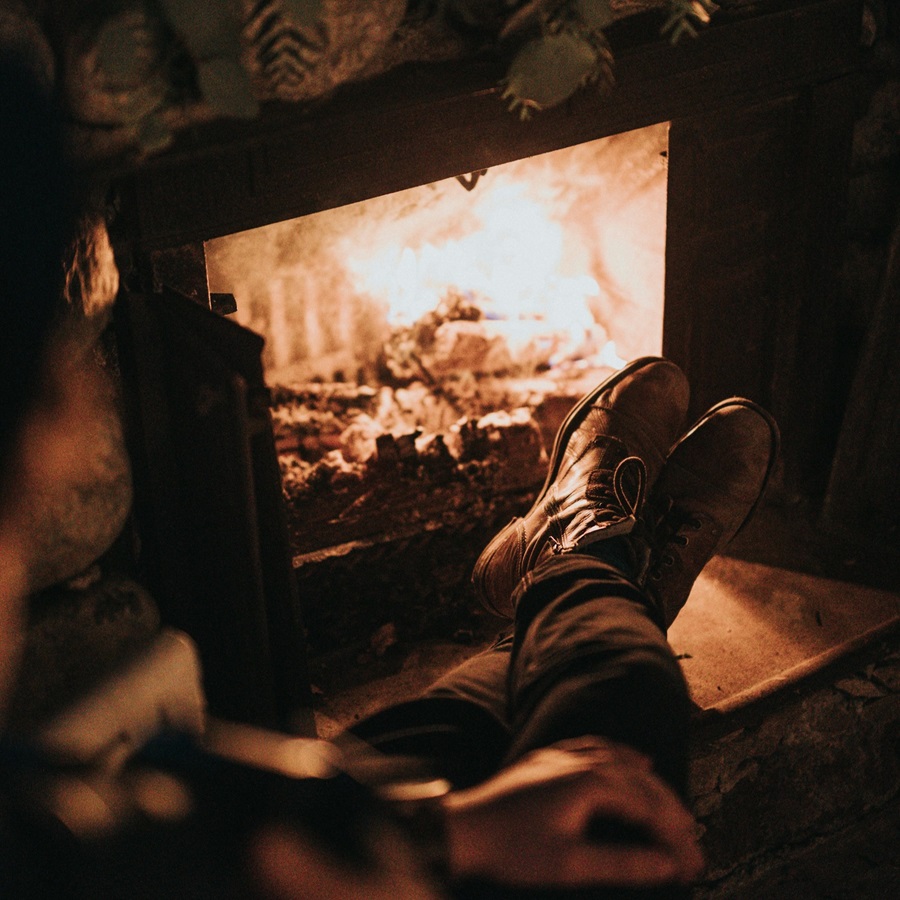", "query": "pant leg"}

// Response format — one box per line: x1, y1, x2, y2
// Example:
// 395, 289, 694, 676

347, 633, 514, 788
504, 554, 692, 796
422, 629, 514, 725
351, 552, 690, 793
